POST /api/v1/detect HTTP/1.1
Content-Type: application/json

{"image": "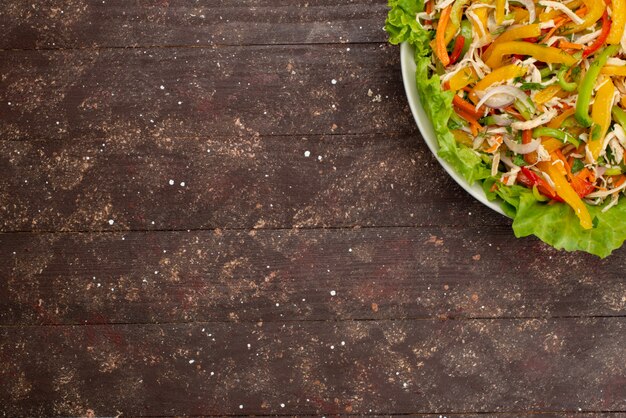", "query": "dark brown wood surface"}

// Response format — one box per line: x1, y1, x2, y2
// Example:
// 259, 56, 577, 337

1, 1, 625, 417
